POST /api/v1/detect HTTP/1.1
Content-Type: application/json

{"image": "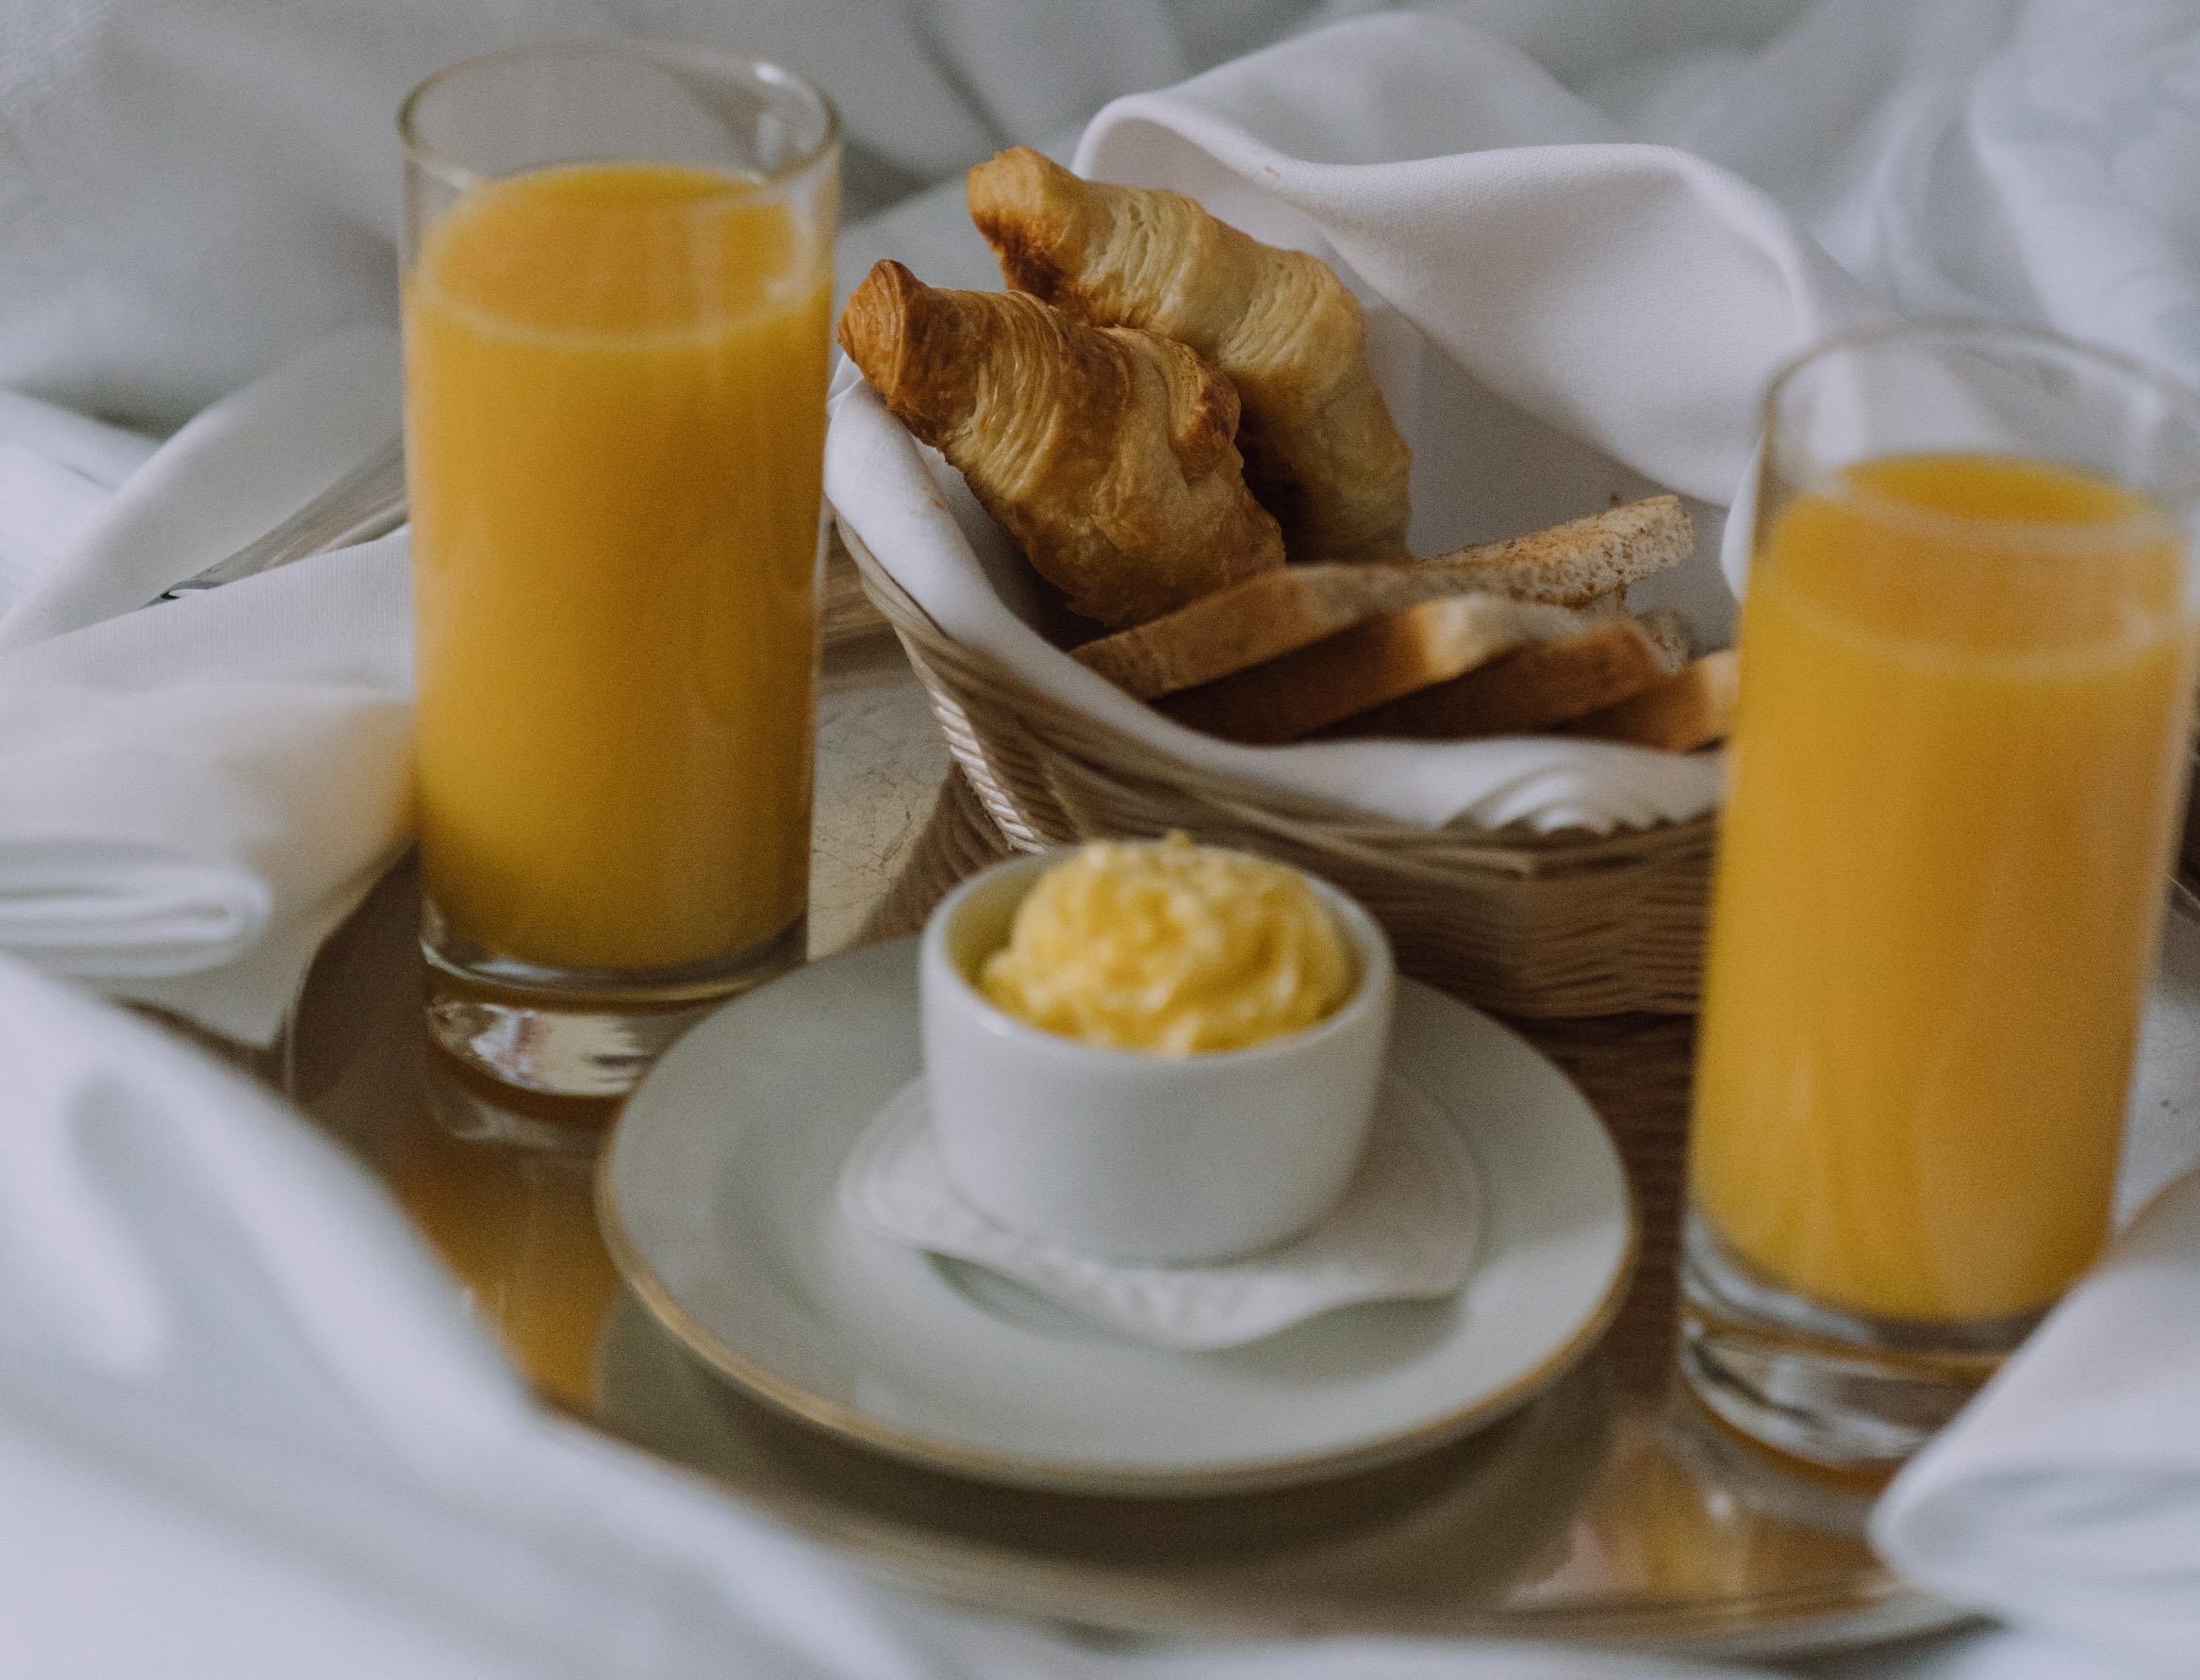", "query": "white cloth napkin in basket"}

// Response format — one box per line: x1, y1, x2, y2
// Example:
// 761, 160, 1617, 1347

829, 378, 1729, 835
829, 5, 2200, 842
823, 12, 1887, 835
